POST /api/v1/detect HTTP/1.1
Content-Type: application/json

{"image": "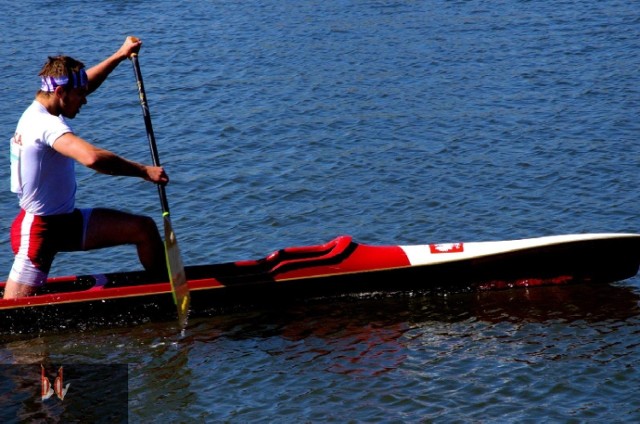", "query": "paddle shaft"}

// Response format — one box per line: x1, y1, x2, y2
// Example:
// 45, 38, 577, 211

129, 49, 190, 328
129, 54, 170, 214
